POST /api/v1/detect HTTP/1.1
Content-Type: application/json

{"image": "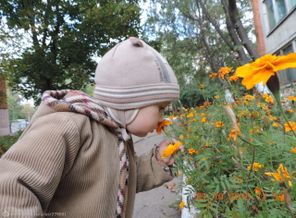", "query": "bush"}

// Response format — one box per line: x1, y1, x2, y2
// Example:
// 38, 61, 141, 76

164, 56, 296, 217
